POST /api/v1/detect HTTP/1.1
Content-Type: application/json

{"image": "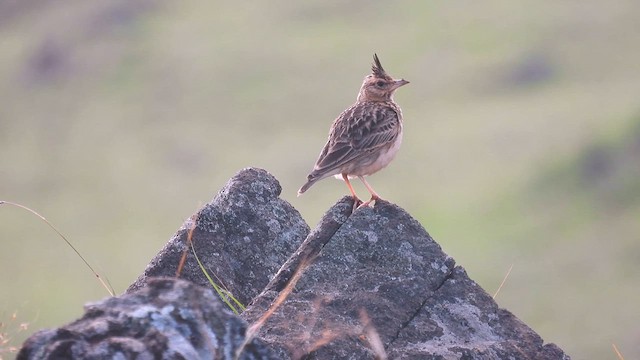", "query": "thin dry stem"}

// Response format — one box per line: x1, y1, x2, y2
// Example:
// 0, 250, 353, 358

176, 214, 199, 277
300, 329, 340, 359
297, 297, 331, 349
493, 263, 514, 300
612, 343, 625, 360
289, 296, 339, 360
0, 311, 29, 356
359, 309, 387, 360
235, 257, 312, 360
0, 200, 115, 296
178, 213, 244, 312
